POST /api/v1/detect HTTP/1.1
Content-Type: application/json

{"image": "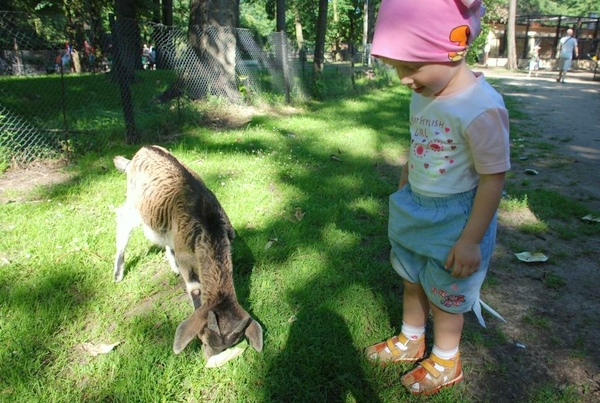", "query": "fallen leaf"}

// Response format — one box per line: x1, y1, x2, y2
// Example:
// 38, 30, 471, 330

81, 341, 121, 356
265, 238, 278, 250
582, 214, 600, 223
294, 208, 305, 221
205, 340, 248, 368
515, 252, 548, 263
